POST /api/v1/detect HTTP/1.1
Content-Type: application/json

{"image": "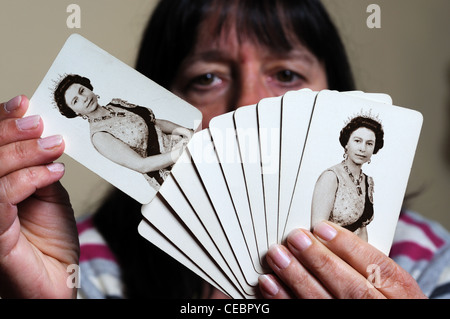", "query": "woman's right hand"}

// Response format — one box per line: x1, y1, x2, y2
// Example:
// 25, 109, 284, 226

0, 96, 79, 299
